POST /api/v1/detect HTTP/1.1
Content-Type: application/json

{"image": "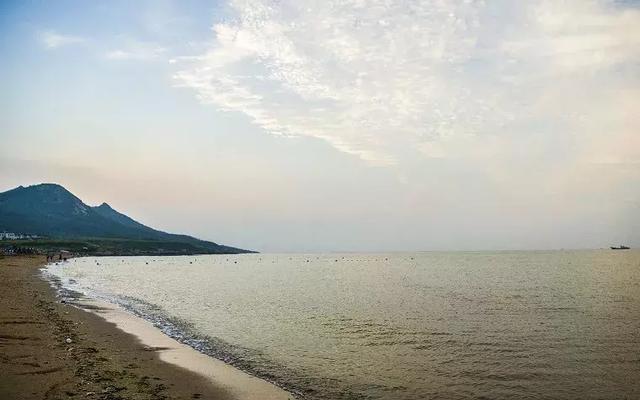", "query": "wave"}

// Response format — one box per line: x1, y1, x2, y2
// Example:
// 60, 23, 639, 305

42, 265, 376, 400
